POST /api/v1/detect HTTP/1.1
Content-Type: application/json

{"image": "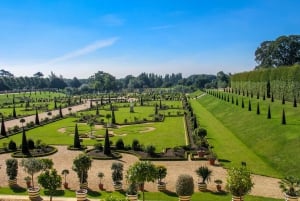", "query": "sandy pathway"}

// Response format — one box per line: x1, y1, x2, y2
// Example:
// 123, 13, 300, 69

0, 146, 282, 199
